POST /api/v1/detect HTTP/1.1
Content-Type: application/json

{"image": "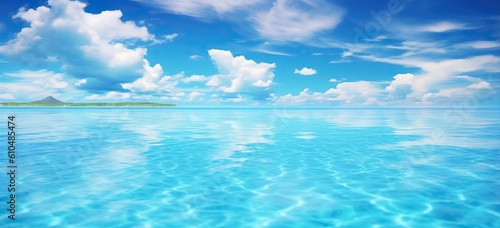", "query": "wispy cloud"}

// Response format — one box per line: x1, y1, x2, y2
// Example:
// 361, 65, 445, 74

413, 21, 477, 33
456, 40, 500, 49
132, 0, 264, 18
189, 54, 203, 60
250, 0, 344, 42
251, 47, 294, 56
134, 0, 344, 43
